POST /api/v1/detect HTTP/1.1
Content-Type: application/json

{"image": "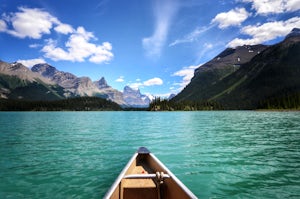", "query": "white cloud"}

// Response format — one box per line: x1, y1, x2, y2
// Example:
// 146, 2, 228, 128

128, 77, 163, 89
89, 42, 113, 63
3, 7, 59, 39
212, 8, 250, 29
143, 77, 163, 86
42, 39, 72, 61
172, 65, 199, 91
1, 7, 113, 64
17, 58, 46, 68
286, 0, 300, 12
116, 76, 125, 82
54, 23, 74, 34
0, 7, 74, 39
0, 20, 7, 32
228, 17, 300, 47
142, 0, 179, 57
42, 27, 113, 64
242, 0, 300, 14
